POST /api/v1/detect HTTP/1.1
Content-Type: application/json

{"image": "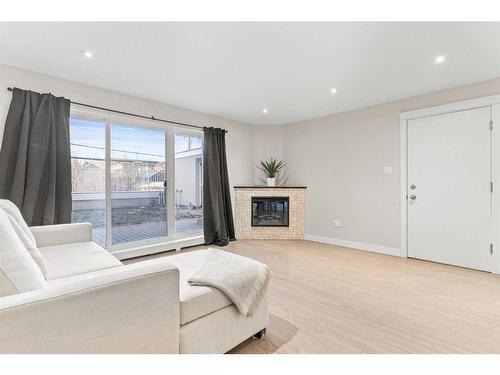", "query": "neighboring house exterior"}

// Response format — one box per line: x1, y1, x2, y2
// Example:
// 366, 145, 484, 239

175, 150, 203, 208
